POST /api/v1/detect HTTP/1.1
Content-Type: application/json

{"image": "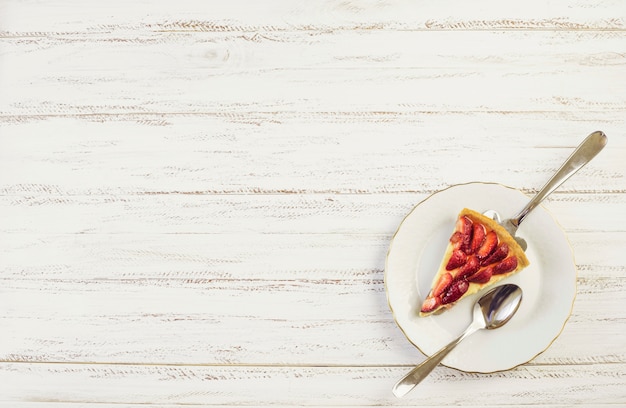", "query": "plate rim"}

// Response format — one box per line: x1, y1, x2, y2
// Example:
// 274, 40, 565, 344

384, 181, 577, 374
